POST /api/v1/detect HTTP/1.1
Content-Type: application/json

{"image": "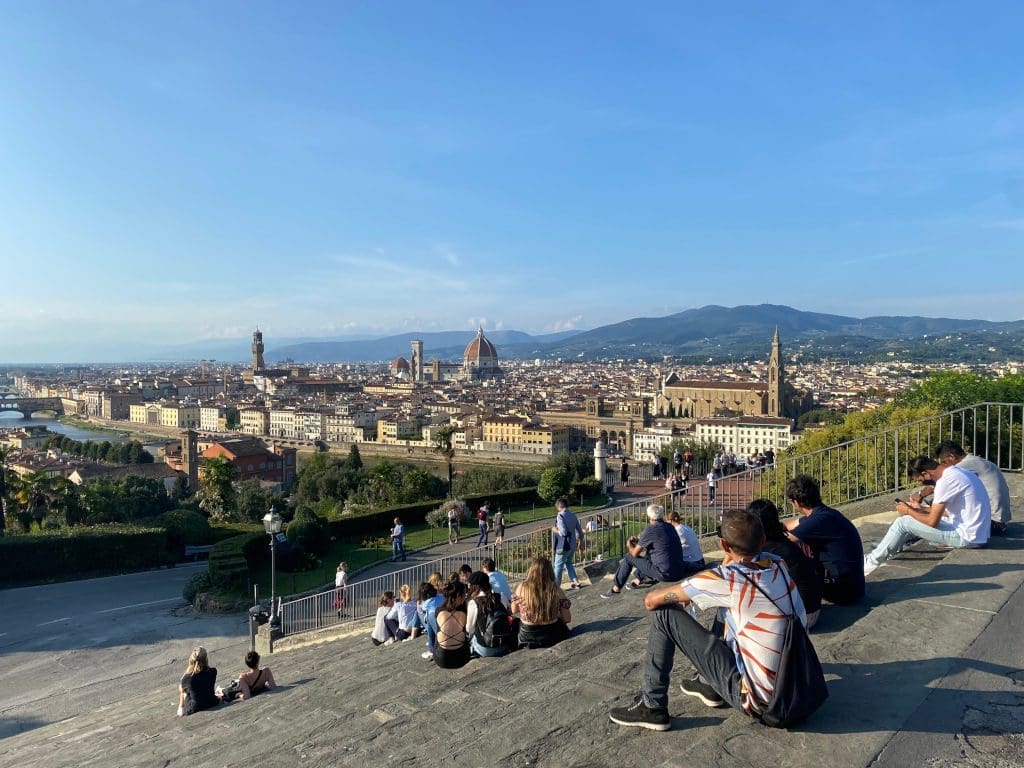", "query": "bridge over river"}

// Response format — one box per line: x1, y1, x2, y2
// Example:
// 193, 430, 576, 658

0, 394, 65, 418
